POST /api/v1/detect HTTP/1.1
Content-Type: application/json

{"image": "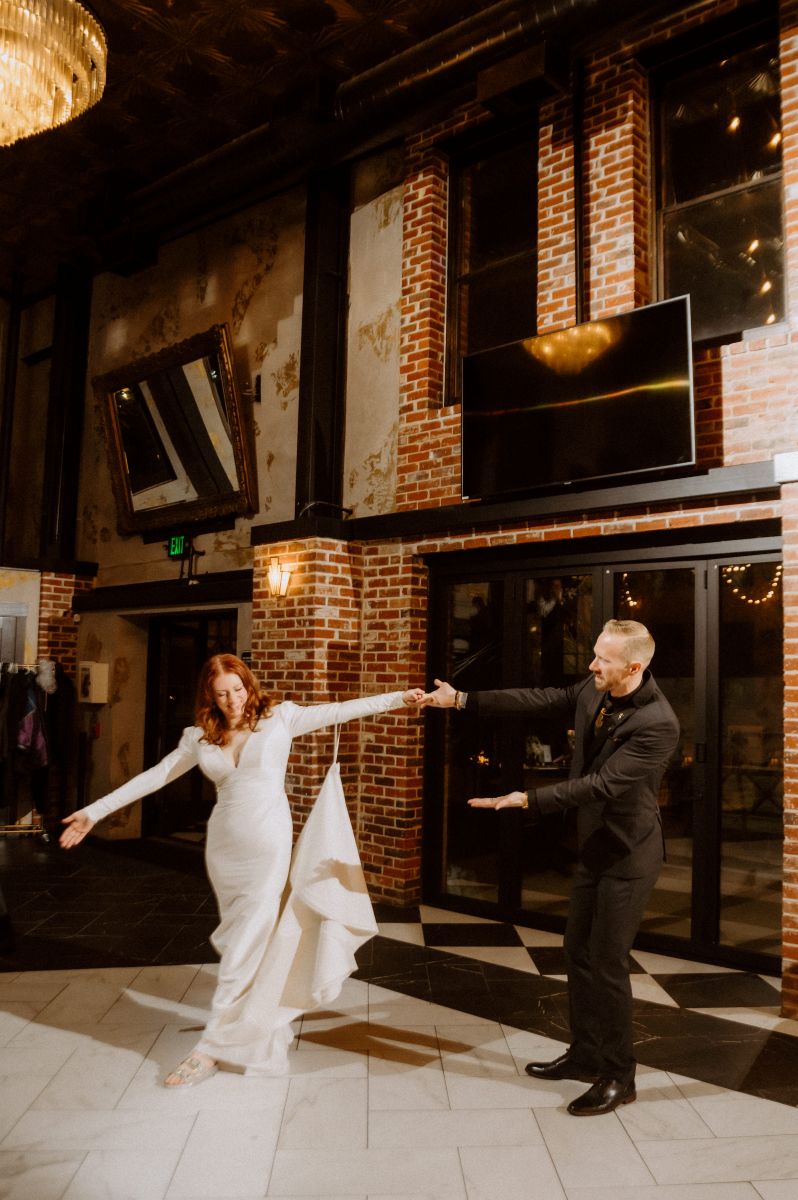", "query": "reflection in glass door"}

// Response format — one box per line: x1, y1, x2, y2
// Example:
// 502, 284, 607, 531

437, 580, 505, 904
612, 568, 697, 941
718, 560, 783, 955
519, 574, 593, 918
